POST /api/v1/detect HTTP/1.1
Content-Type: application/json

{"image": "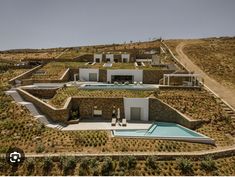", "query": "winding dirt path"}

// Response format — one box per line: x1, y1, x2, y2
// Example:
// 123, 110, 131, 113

174, 42, 235, 110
